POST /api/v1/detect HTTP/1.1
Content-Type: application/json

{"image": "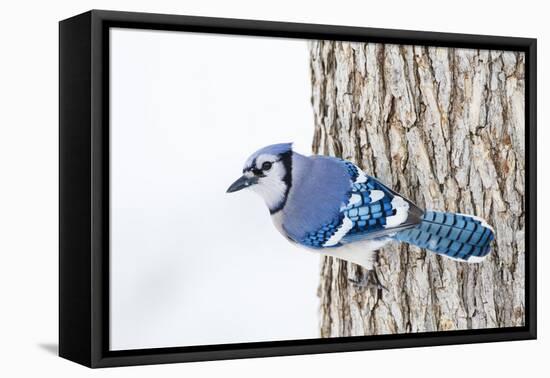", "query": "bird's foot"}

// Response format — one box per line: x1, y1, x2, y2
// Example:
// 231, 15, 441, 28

348, 269, 387, 298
